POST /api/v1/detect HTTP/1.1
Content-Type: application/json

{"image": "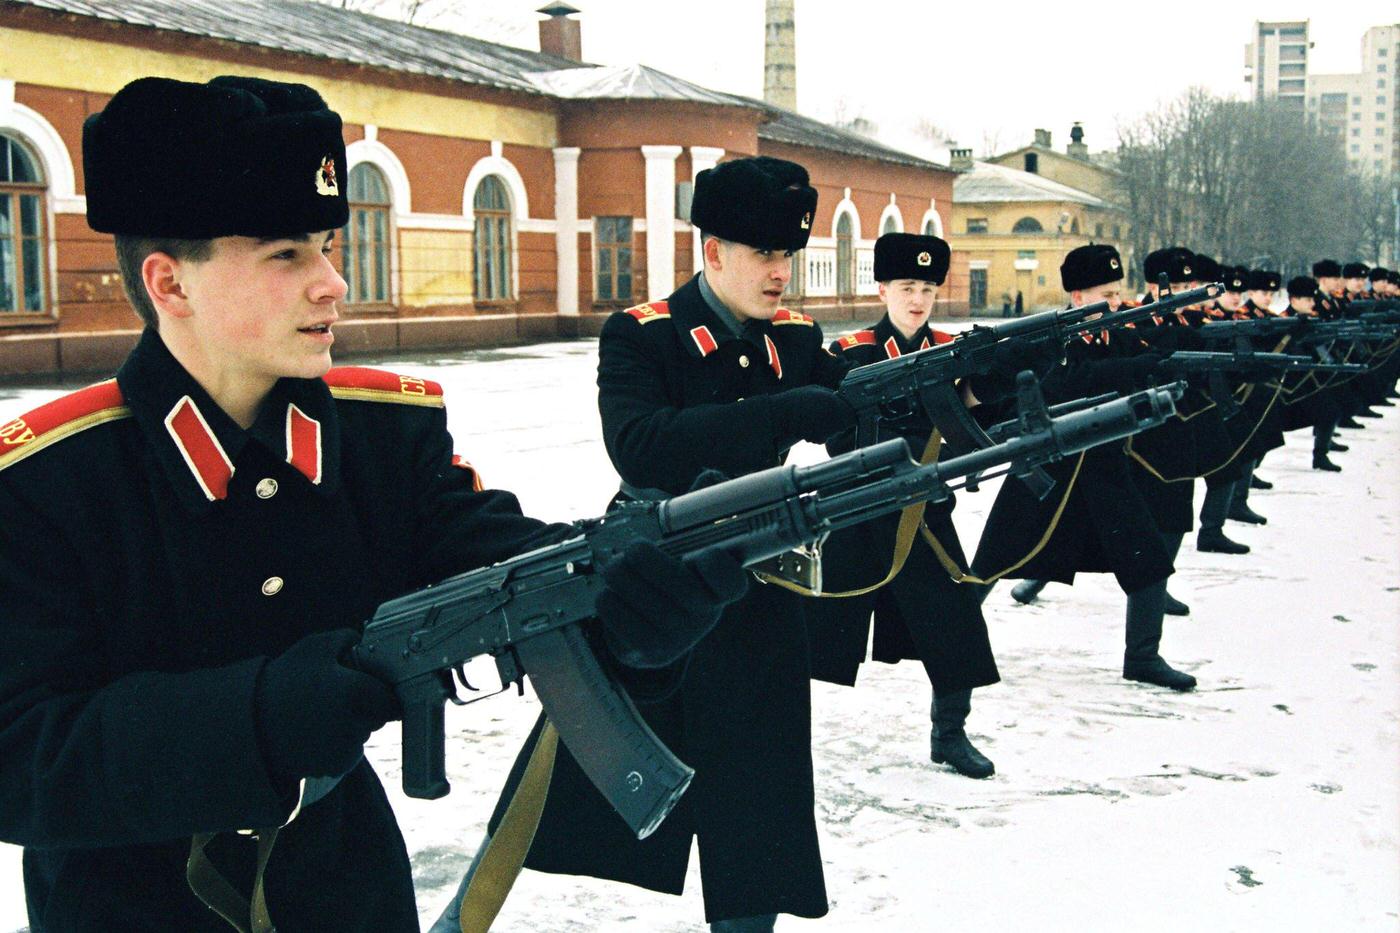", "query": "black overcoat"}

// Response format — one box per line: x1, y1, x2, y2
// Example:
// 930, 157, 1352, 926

501, 275, 848, 923
801, 316, 998, 695
0, 331, 556, 932
971, 332, 1173, 594
1123, 312, 1202, 534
